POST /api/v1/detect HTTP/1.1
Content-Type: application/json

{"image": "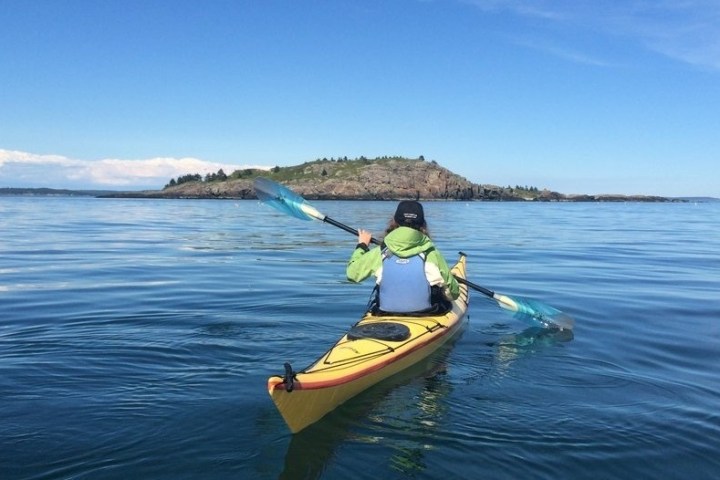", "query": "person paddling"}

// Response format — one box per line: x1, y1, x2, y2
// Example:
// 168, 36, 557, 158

347, 200, 460, 314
